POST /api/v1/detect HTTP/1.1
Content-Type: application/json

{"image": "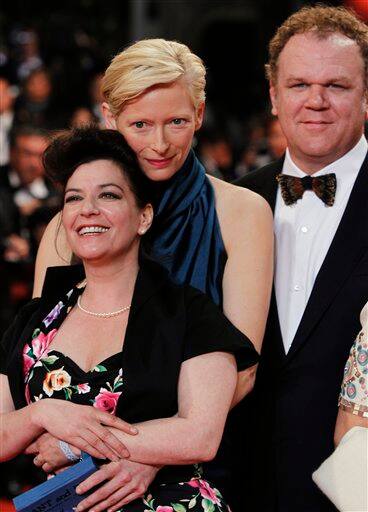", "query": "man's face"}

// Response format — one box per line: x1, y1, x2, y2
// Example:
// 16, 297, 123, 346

11, 135, 48, 185
0, 79, 14, 114
270, 32, 367, 172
